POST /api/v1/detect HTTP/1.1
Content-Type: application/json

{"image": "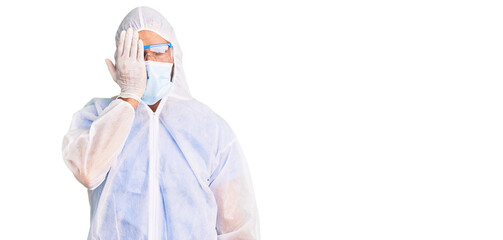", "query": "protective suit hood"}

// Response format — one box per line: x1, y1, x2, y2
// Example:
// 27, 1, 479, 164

115, 6, 192, 104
